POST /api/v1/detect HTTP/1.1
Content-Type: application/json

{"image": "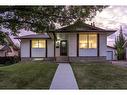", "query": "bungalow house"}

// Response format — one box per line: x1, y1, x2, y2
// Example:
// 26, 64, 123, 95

16, 20, 116, 62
